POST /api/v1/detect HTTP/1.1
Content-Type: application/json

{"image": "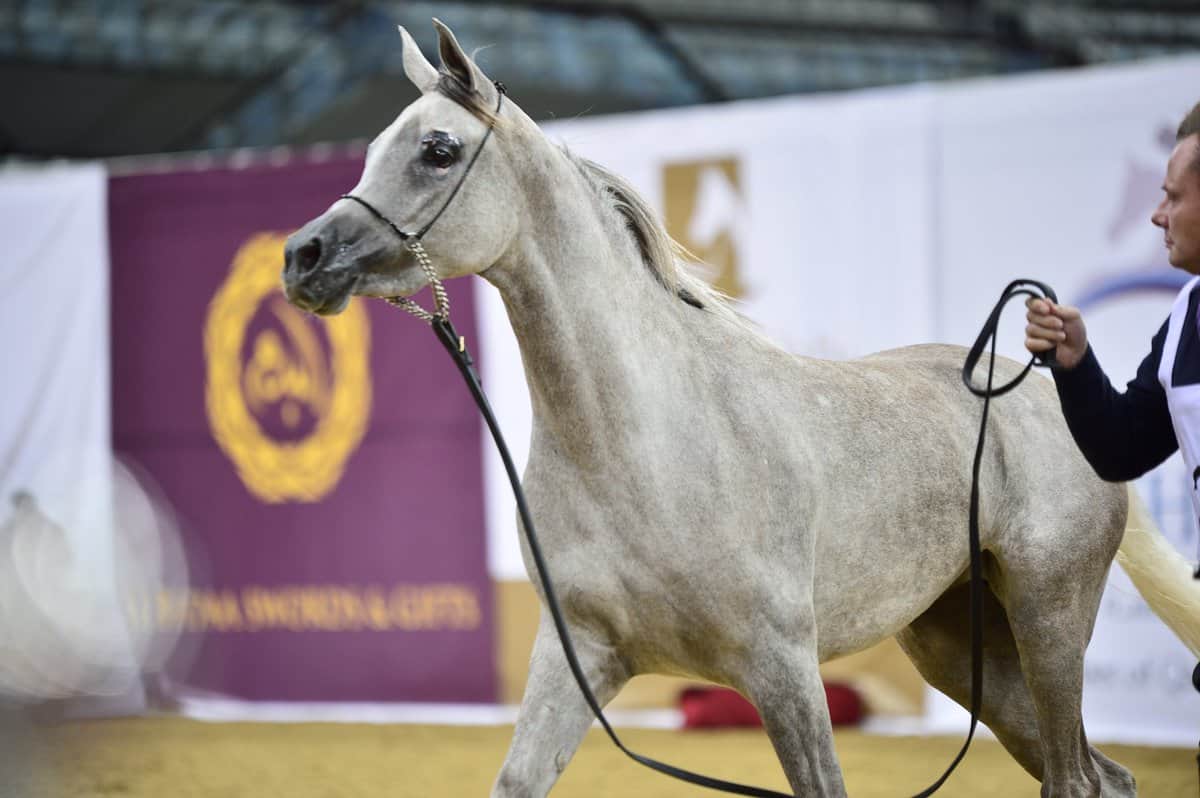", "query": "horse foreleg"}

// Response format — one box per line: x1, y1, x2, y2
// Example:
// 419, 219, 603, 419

491, 609, 628, 798
742, 636, 847, 798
